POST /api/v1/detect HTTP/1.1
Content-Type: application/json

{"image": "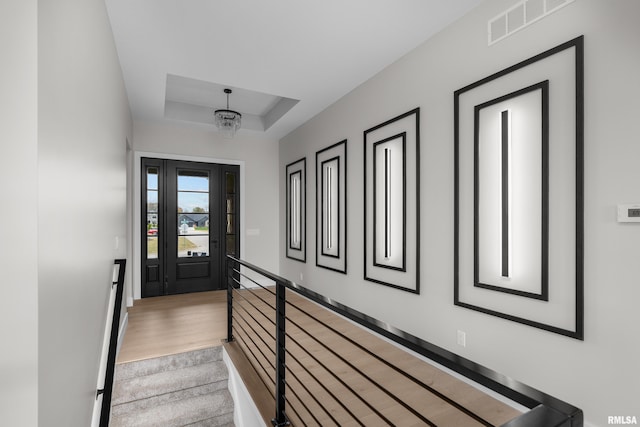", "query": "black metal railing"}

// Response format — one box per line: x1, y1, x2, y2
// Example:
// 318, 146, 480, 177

226, 255, 582, 427
96, 259, 126, 427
